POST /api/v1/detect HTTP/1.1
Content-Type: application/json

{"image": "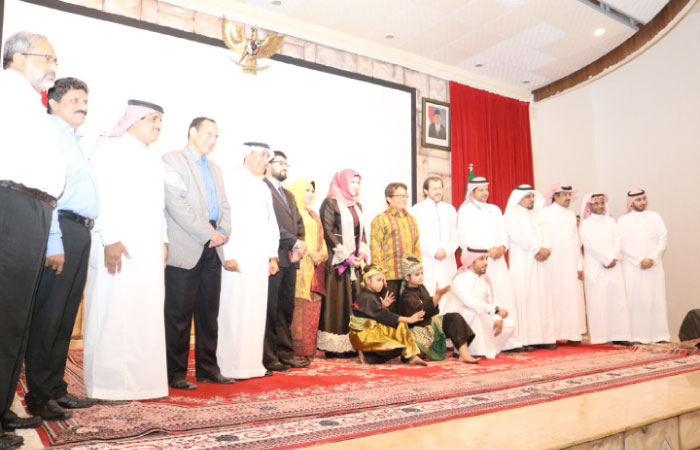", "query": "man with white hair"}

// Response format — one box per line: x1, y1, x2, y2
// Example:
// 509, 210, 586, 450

539, 184, 585, 343
410, 176, 458, 295
0, 31, 65, 449
458, 177, 522, 351
217, 142, 280, 379
442, 248, 515, 359
83, 99, 168, 400
617, 189, 669, 343
579, 193, 632, 344
505, 185, 556, 350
